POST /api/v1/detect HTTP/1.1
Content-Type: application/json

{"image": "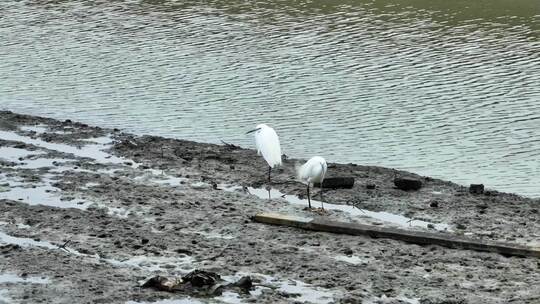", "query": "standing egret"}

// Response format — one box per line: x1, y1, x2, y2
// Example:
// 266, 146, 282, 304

298, 156, 327, 209
246, 124, 282, 185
